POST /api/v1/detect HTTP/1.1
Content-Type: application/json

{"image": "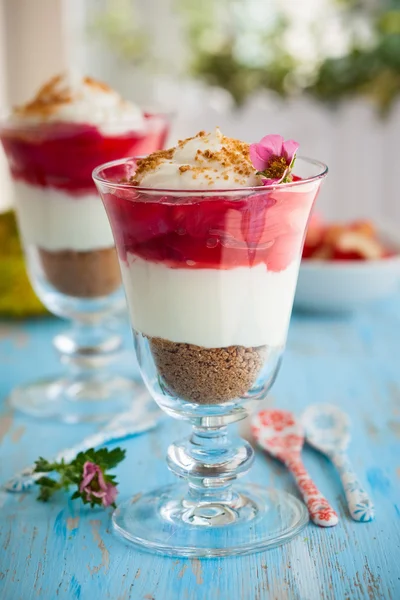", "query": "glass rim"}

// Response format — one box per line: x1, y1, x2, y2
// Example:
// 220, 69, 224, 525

92, 155, 328, 195
0, 111, 171, 134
